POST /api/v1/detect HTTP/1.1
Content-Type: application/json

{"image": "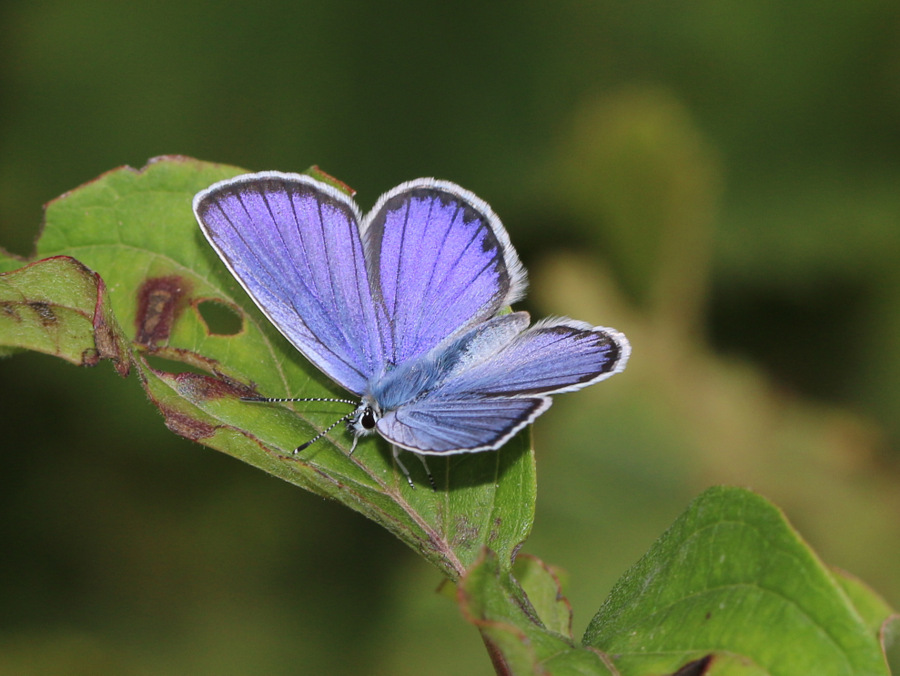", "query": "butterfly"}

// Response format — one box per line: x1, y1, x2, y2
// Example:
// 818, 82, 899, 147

193, 172, 630, 484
